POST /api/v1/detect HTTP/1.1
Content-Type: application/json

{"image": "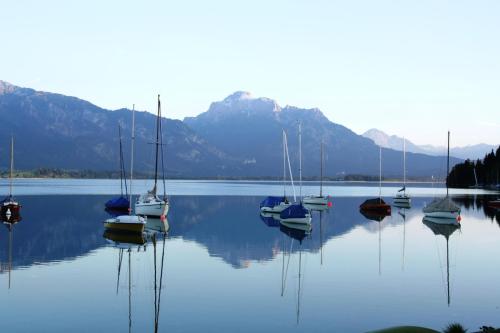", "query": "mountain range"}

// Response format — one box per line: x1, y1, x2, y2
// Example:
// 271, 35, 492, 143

0, 80, 462, 178
363, 128, 496, 160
